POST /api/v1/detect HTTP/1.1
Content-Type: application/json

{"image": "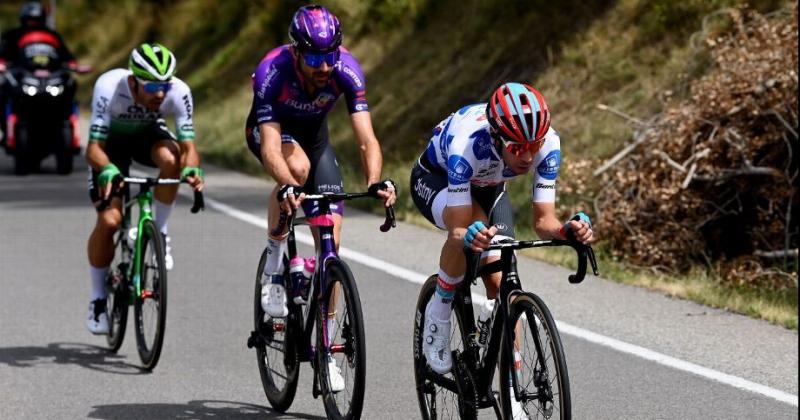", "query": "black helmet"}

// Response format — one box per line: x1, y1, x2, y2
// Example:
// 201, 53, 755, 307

19, 2, 46, 26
